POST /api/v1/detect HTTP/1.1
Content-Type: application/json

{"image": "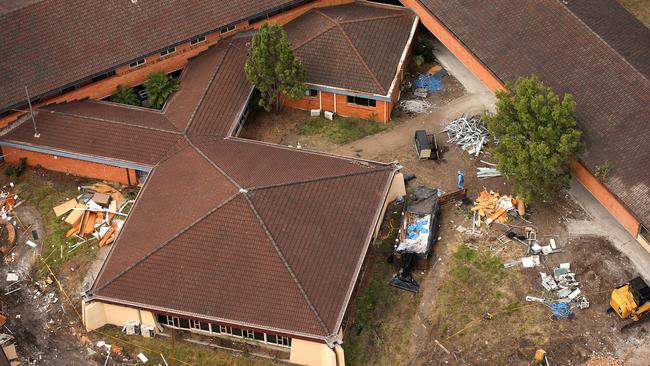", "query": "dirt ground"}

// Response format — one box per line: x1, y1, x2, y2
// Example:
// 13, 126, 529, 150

240, 71, 650, 366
